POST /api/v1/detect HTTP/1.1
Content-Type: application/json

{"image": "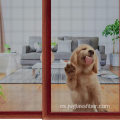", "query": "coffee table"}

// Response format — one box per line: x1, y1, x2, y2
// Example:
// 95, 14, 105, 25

32, 62, 67, 83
